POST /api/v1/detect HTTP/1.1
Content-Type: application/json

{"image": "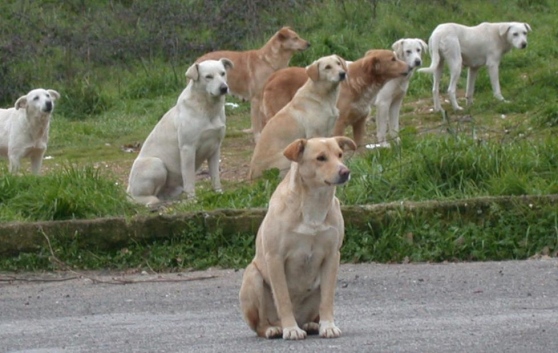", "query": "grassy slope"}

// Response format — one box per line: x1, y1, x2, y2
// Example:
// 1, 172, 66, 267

1, 0, 557, 269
